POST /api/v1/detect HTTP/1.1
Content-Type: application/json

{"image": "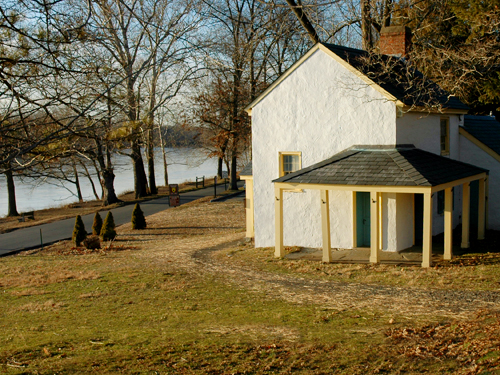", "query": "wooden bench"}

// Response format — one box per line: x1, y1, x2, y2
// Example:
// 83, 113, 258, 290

18, 211, 35, 222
